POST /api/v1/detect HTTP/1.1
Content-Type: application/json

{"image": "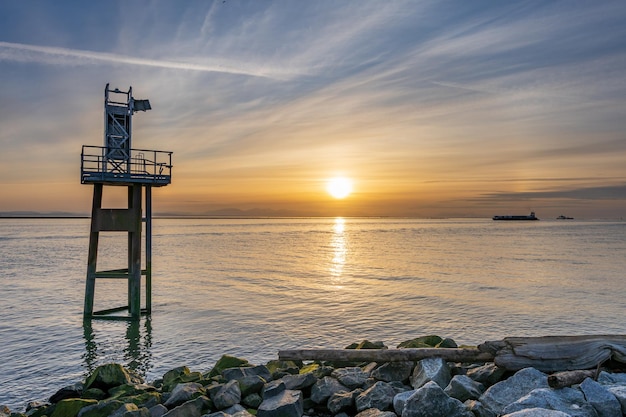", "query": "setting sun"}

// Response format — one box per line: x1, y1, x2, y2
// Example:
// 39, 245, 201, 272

326, 177, 353, 199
